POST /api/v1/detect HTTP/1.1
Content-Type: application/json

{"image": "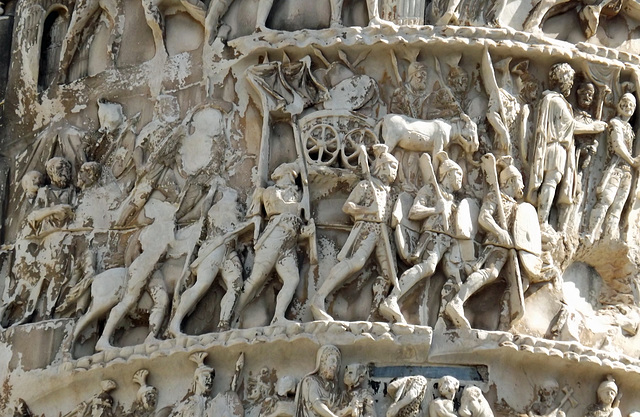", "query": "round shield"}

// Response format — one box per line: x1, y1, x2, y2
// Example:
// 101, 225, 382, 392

513, 202, 542, 276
